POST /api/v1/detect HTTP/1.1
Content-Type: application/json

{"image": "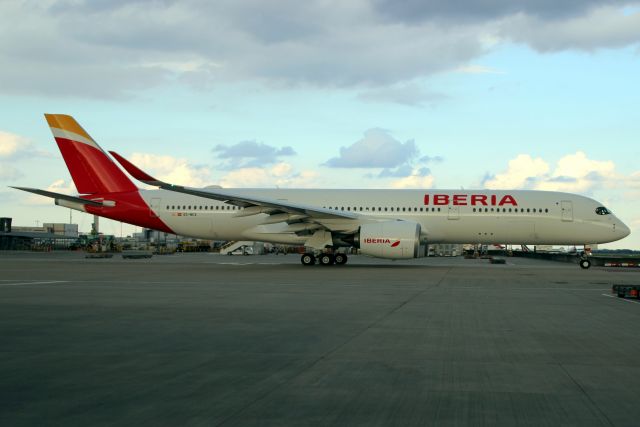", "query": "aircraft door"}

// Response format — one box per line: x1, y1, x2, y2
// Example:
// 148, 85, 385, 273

561, 200, 573, 222
448, 205, 460, 220
150, 198, 161, 218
